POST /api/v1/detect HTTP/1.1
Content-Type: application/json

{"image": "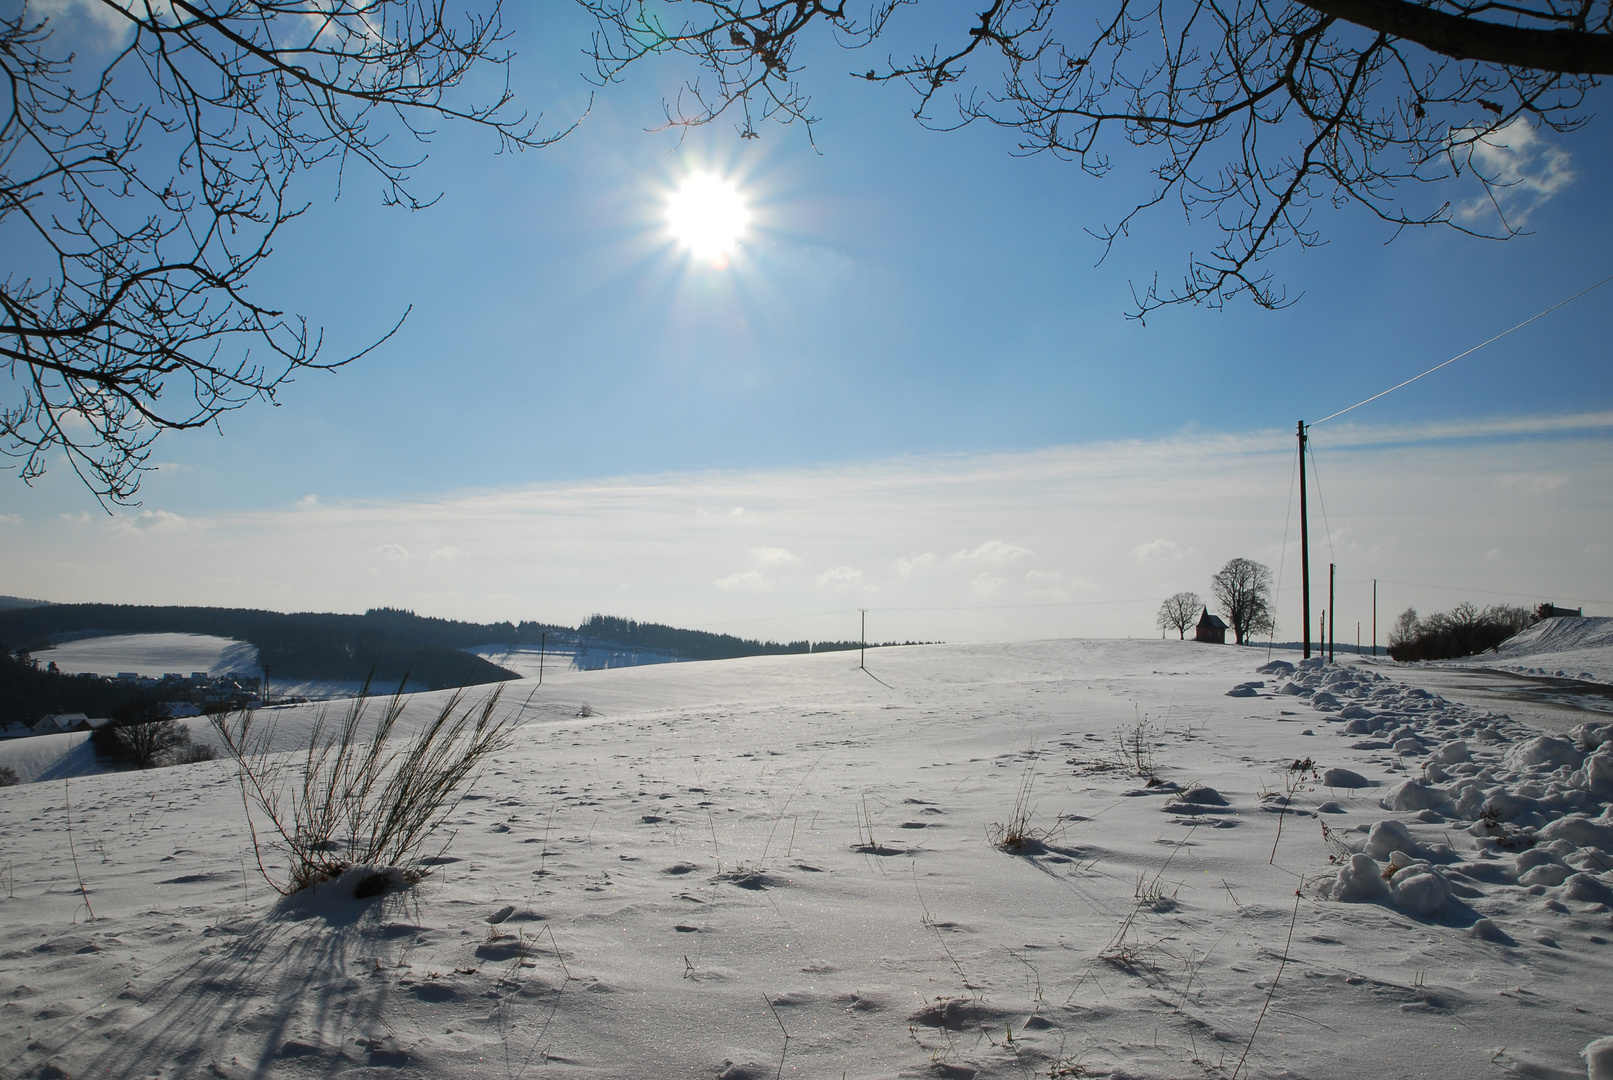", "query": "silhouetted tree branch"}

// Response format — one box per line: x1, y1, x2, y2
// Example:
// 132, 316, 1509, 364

582, 0, 1602, 316
3, 1, 571, 504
